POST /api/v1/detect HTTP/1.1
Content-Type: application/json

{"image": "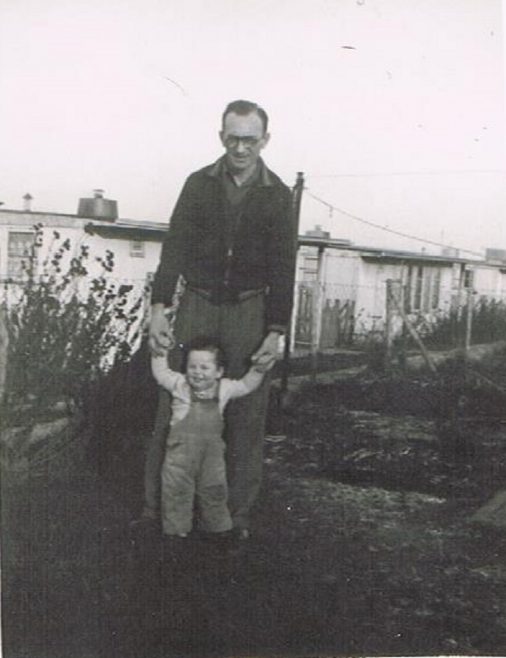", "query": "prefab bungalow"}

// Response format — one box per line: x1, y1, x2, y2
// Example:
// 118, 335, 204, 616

3, 196, 506, 356
0, 191, 166, 298
292, 232, 506, 351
